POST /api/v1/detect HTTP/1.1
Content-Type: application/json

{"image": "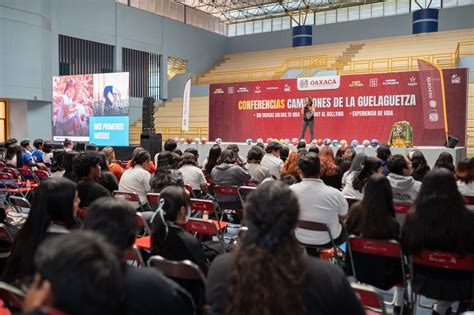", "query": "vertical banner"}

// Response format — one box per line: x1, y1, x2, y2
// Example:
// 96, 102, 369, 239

182, 78, 191, 132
